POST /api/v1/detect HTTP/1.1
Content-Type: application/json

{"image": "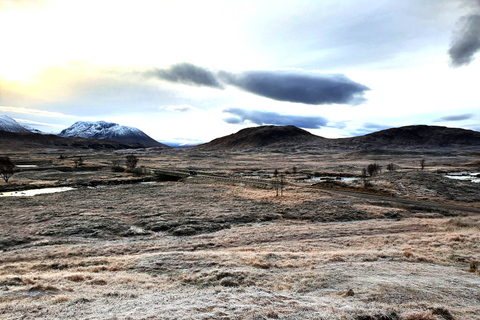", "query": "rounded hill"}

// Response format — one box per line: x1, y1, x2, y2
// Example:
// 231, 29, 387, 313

195, 125, 324, 151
